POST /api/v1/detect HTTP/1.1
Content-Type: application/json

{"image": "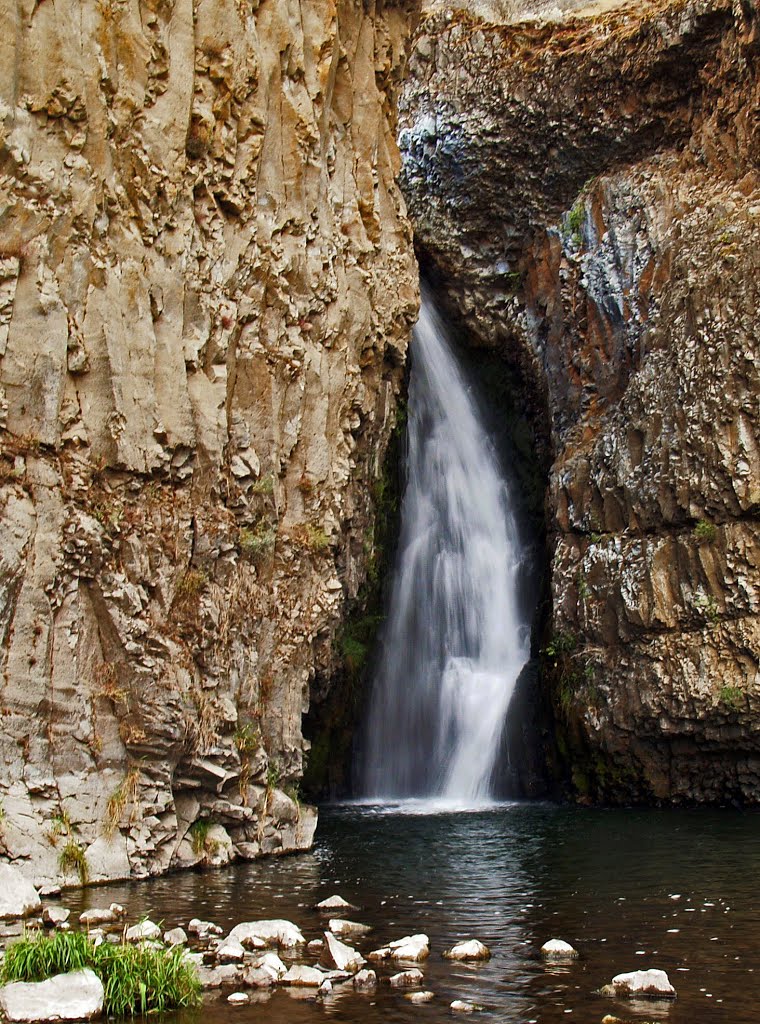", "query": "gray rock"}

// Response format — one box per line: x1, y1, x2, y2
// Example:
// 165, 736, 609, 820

42, 907, 70, 927
353, 969, 377, 988
0, 968, 103, 1022
281, 965, 325, 987
389, 969, 424, 987
163, 927, 187, 947
0, 864, 41, 921
227, 919, 305, 949
451, 1000, 485, 1013
601, 968, 676, 999
227, 992, 249, 1005
324, 931, 365, 973
443, 939, 491, 961
406, 990, 435, 1003
217, 938, 246, 963
328, 918, 372, 938
125, 920, 161, 943
316, 895, 358, 911
196, 965, 241, 990
540, 938, 578, 959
